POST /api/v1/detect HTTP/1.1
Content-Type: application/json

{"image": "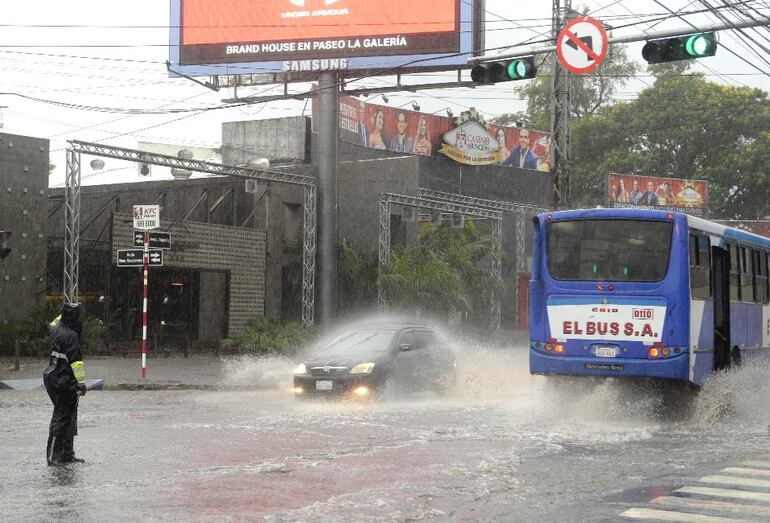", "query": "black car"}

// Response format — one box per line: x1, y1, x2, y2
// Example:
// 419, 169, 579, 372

292, 322, 456, 399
